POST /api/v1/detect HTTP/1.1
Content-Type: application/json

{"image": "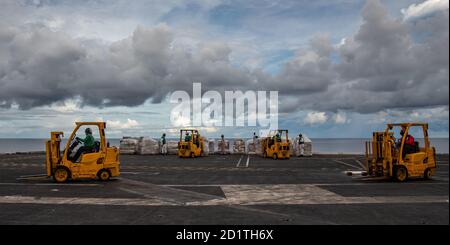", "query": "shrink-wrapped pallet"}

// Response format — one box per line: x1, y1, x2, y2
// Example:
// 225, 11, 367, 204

119, 137, 139, 154
207, 140, 215, 155
245, 138, 263, 156
233, 138, 246, 154
166, 140, 179, 155
216, 140, 230, 154
137, 137, 160, 155
201, 137, 210, 156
